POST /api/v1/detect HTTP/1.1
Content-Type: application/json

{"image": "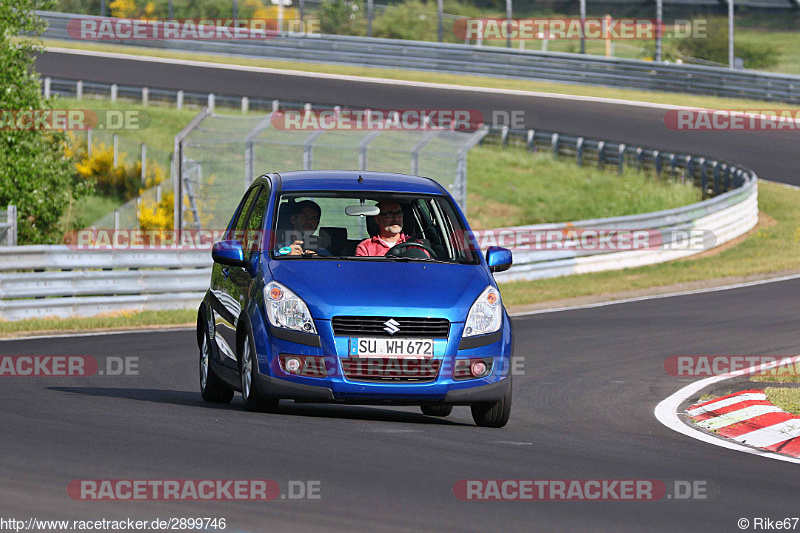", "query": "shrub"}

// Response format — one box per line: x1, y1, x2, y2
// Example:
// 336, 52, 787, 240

676, 17, 779, 69
0, 1, 87, 244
